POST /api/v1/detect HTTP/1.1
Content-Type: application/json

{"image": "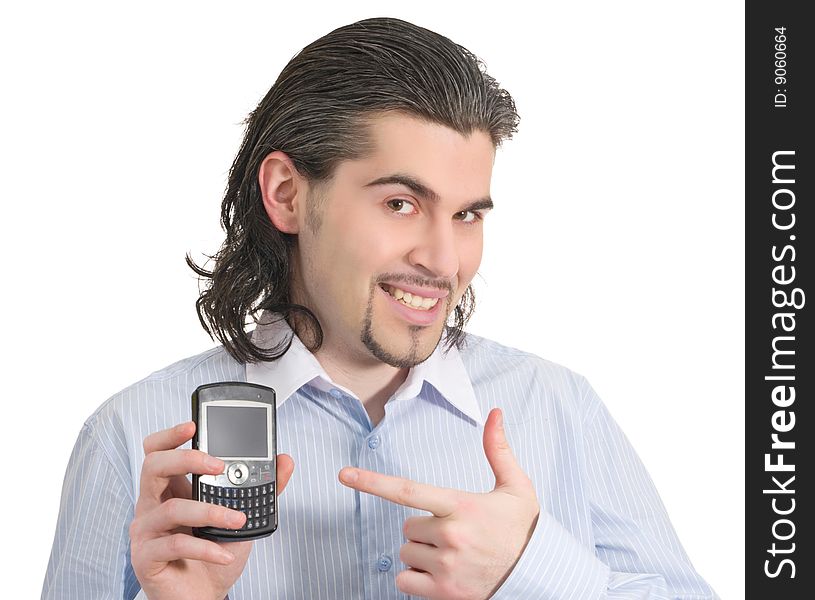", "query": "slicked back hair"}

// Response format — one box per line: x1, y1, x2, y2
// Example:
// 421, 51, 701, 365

187, 17, 520, 364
